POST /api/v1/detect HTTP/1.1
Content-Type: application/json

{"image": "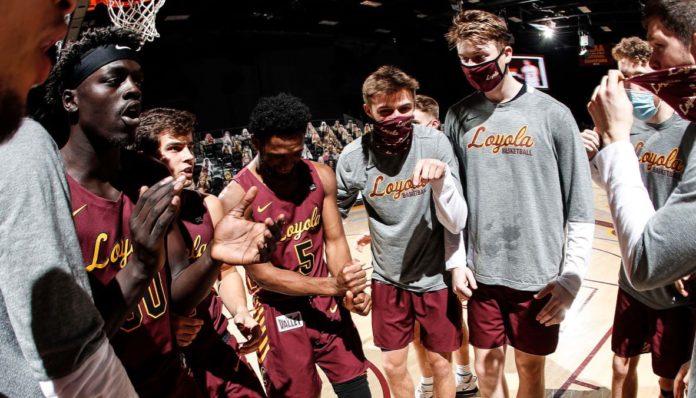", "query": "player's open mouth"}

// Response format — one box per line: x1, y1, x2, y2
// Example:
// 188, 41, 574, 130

121, 102, 142, 126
